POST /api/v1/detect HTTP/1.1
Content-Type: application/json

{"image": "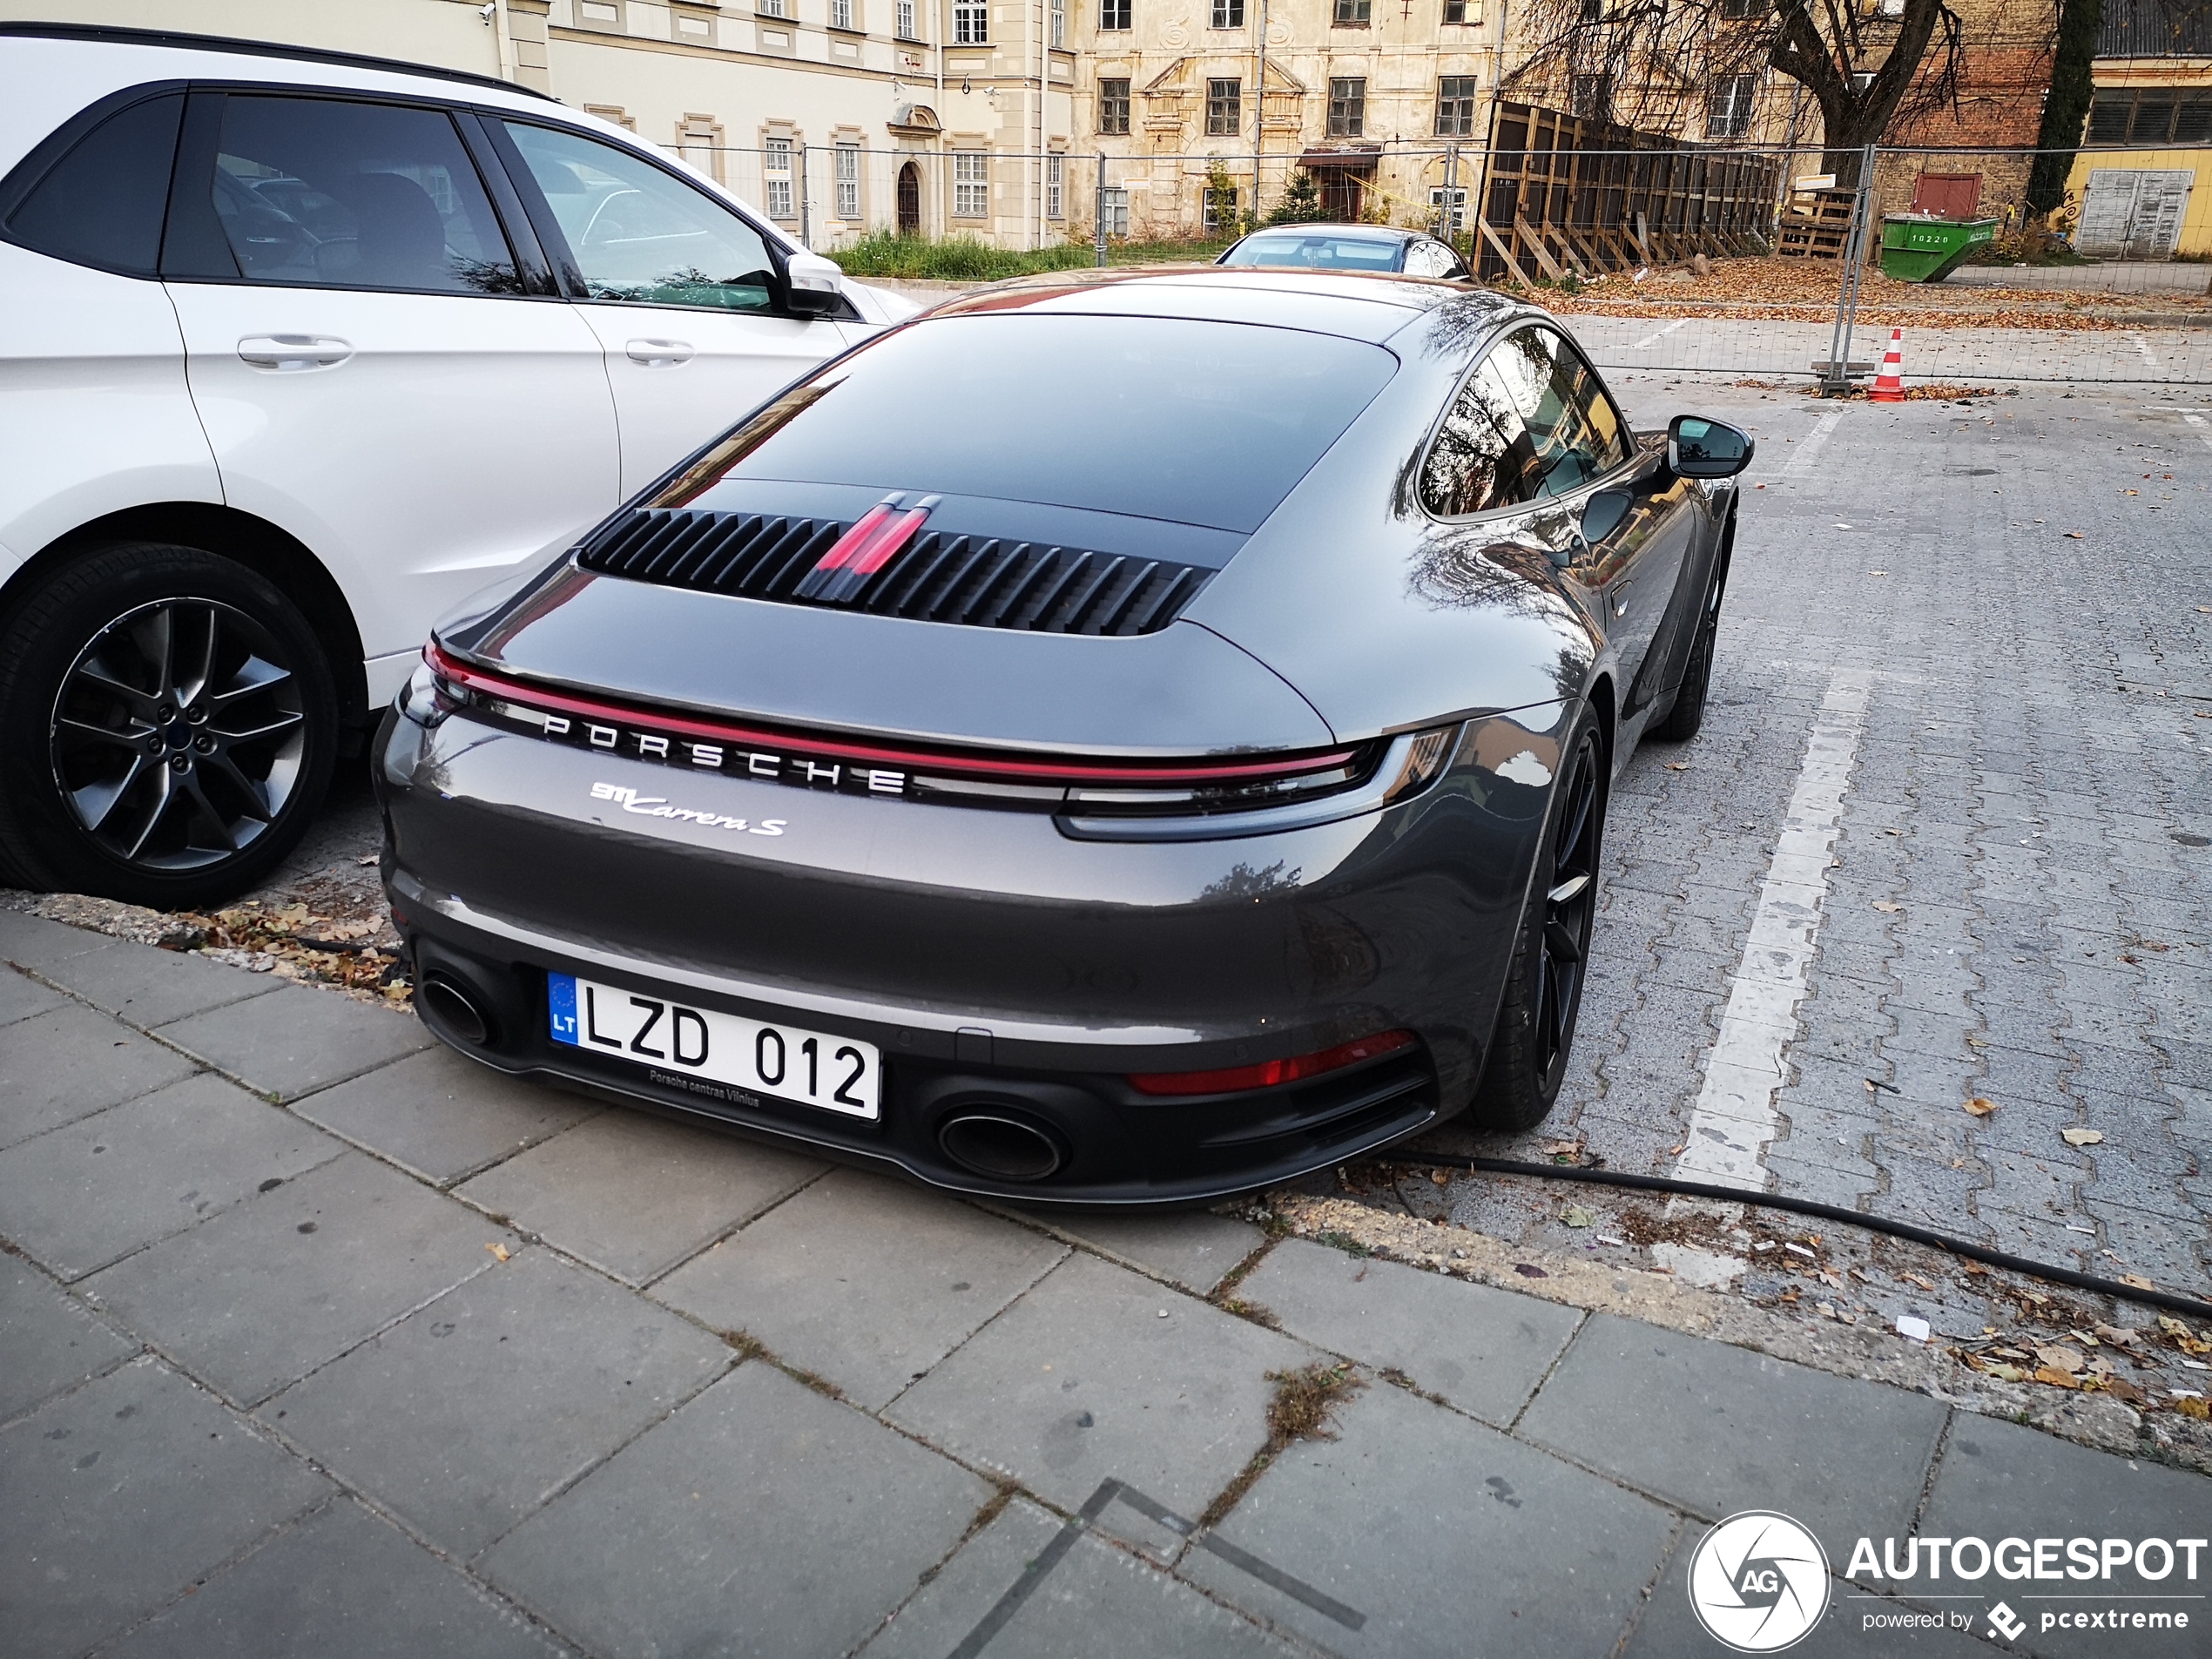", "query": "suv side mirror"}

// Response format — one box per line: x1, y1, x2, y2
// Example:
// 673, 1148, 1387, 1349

1668, 415, 1755, 479
782, 250, 847, 319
